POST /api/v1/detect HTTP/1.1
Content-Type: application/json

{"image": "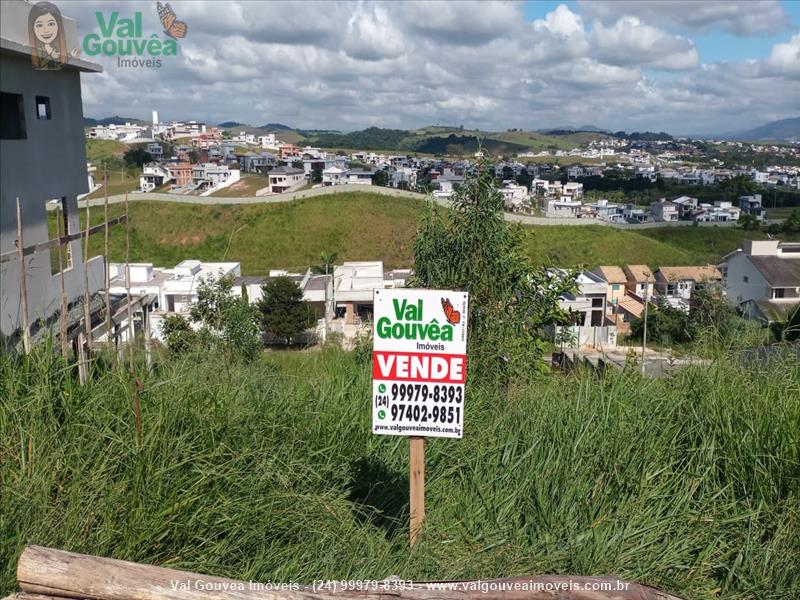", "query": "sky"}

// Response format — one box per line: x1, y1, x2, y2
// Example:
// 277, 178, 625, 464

60, 0, 800, 134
